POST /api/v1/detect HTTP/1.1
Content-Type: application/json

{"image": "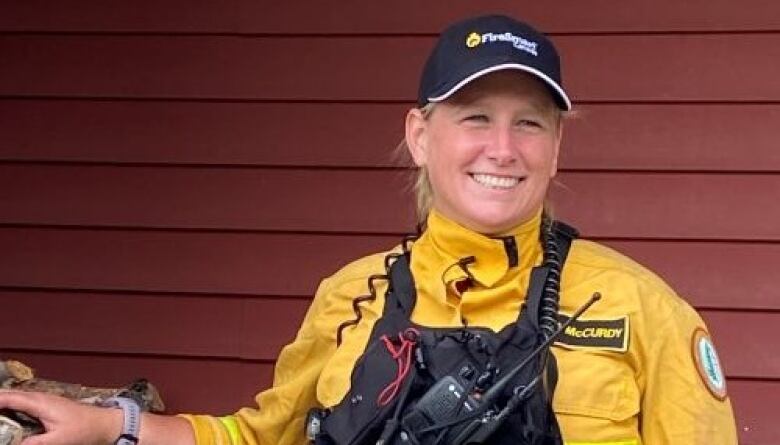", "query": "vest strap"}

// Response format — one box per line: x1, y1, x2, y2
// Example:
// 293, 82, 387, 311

552, 220, 579, 264
384, 253, 415, 316
525, 221, 578, 330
